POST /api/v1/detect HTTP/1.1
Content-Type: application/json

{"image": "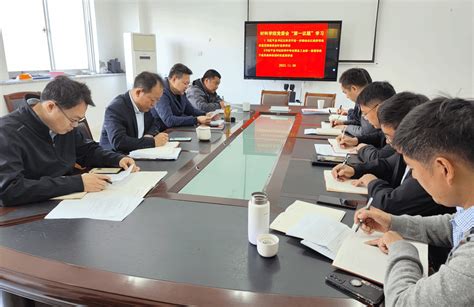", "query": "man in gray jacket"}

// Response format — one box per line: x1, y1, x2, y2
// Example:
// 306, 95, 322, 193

354, 97, 474, 306
186, 69, 225, 112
